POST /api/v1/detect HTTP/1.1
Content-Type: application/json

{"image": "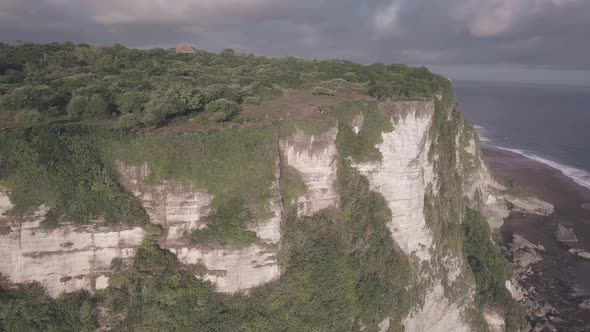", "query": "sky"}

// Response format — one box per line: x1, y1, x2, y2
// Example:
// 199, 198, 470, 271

1, 0, 589, 85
